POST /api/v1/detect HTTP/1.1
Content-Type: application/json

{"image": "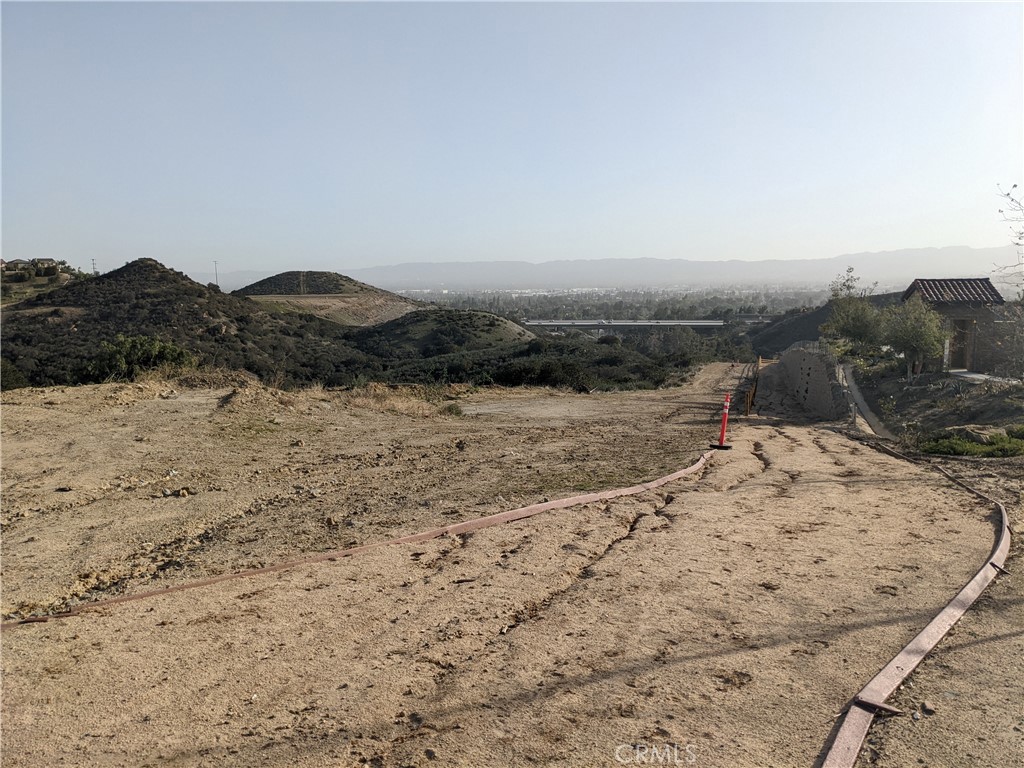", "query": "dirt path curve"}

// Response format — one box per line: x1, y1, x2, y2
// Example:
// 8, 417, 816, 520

0, 364, 1001, 767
